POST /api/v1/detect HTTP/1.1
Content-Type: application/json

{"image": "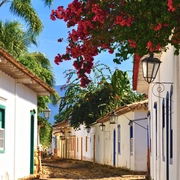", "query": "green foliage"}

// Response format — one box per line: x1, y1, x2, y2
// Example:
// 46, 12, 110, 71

18, 52, 60, 112
0, 20, 37, 58
0, 19, 57, 148
0, 0, 53, 35
55, 63, 146, 129
38, 116, 52, 149
18, 52, 55, 86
